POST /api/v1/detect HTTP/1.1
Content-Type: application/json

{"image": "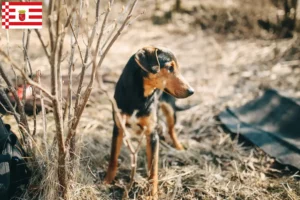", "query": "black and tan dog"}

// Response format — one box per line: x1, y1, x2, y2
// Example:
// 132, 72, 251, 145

104, 46, 194, 198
